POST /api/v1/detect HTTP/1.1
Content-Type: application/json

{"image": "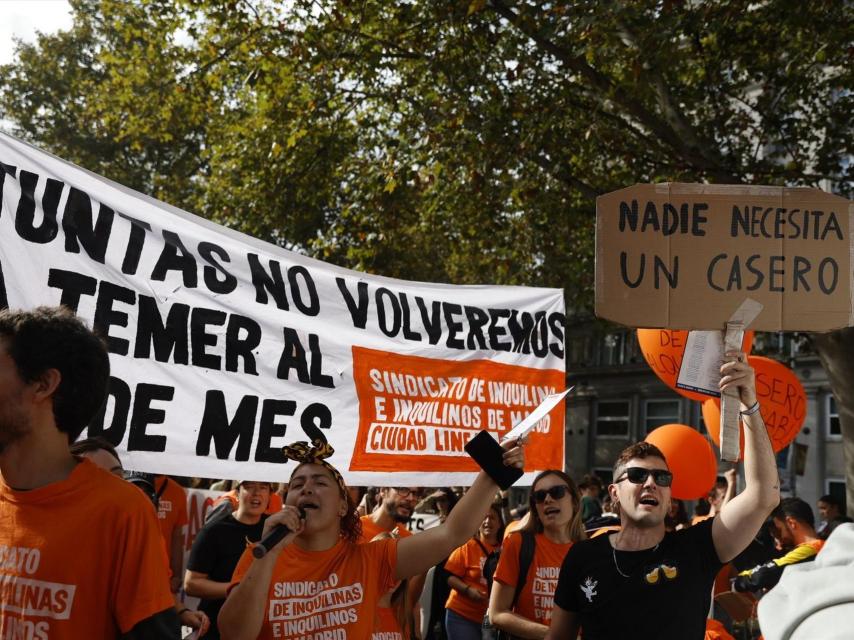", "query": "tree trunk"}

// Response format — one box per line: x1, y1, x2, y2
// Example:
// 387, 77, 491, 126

810, 328, 854, 518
